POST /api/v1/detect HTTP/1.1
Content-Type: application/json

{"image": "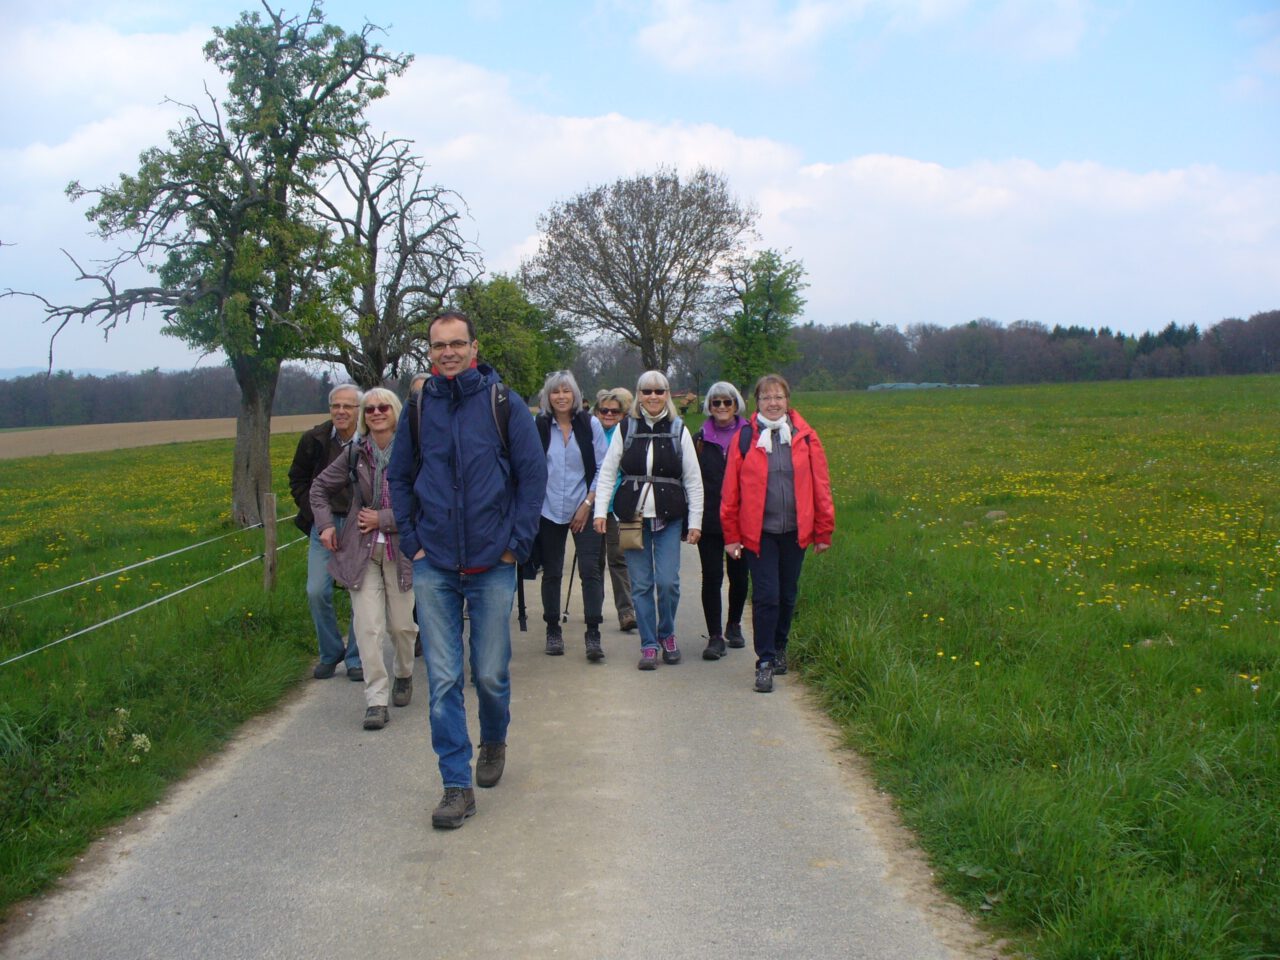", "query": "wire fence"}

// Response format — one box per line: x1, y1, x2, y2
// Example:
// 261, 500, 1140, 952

0, 513, 305, 671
